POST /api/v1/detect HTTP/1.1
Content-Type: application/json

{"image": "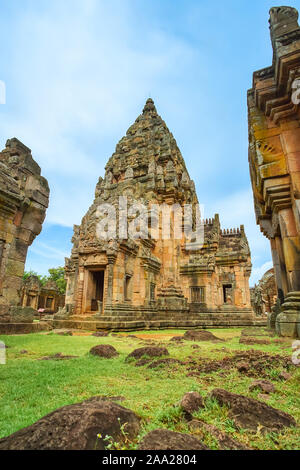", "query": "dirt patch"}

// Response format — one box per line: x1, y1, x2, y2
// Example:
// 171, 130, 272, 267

184, 330, 224, 342
147, 358, 183, 369
185, 349, 293, 379
38, 353, 79, 361
92, 332, 109, 337
240, 337, 271, 345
